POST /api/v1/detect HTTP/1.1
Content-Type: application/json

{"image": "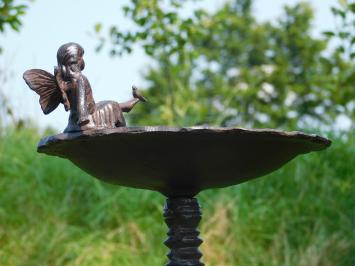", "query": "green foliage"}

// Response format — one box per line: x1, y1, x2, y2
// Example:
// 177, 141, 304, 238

0, 0, 29, 34
0, 0, 31, 127
323, 1, 355, 113
0, 128, 354, 265
101, 0, 354, 129
327, 1, 355, 60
